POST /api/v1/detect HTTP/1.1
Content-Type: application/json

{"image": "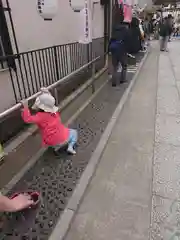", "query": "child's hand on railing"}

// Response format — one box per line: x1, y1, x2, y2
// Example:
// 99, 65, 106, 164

20, 100, 28, 108
40, 87, 49, 94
